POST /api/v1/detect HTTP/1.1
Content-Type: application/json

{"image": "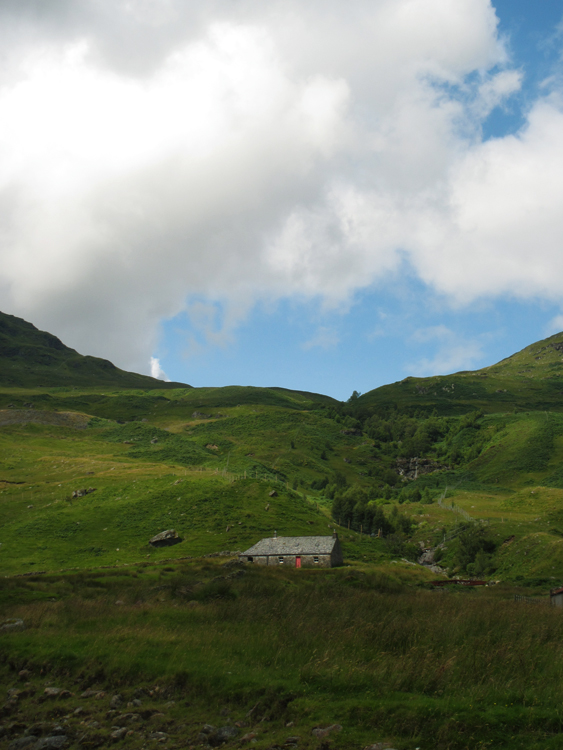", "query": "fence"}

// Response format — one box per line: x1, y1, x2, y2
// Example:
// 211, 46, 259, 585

514, 594, 548, 606
437, 486, 476, 524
